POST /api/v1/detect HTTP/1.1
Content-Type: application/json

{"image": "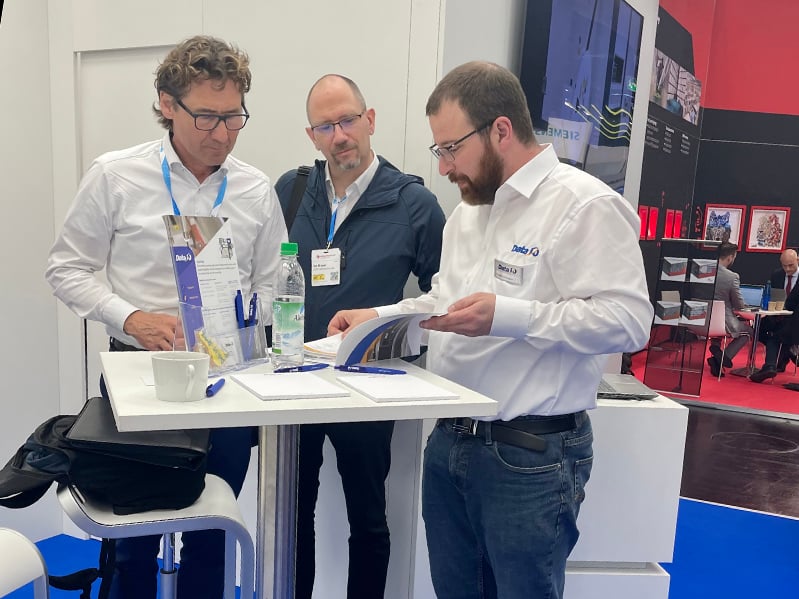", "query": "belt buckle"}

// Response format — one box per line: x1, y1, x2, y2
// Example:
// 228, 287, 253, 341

451, 418, 478, 435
